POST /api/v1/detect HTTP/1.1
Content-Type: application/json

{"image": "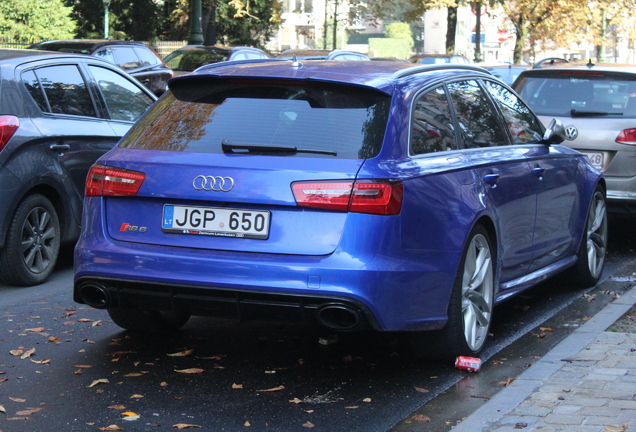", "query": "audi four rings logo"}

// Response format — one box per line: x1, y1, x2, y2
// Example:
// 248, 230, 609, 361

192, 175, 235, 192
565, 126, 578, 141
